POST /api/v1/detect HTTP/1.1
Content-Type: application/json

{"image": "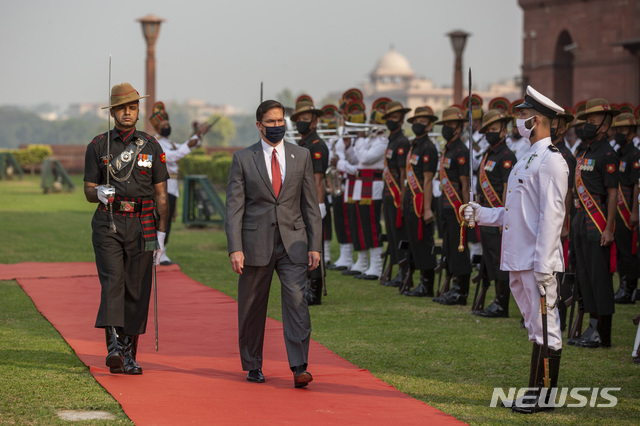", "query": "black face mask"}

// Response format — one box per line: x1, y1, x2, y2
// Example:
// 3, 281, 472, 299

386, 120, 400, 132
582, 123, 599, 142
442, 125, 456, 141
412, 123, 427, 136
160, 126, 172, 137
485, 132, 502, 146
263, 124, 286, 144
575, 127, 585, 140
614, 131, 629, 146
550, 127, 557, 141
295, 121, 311, 135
